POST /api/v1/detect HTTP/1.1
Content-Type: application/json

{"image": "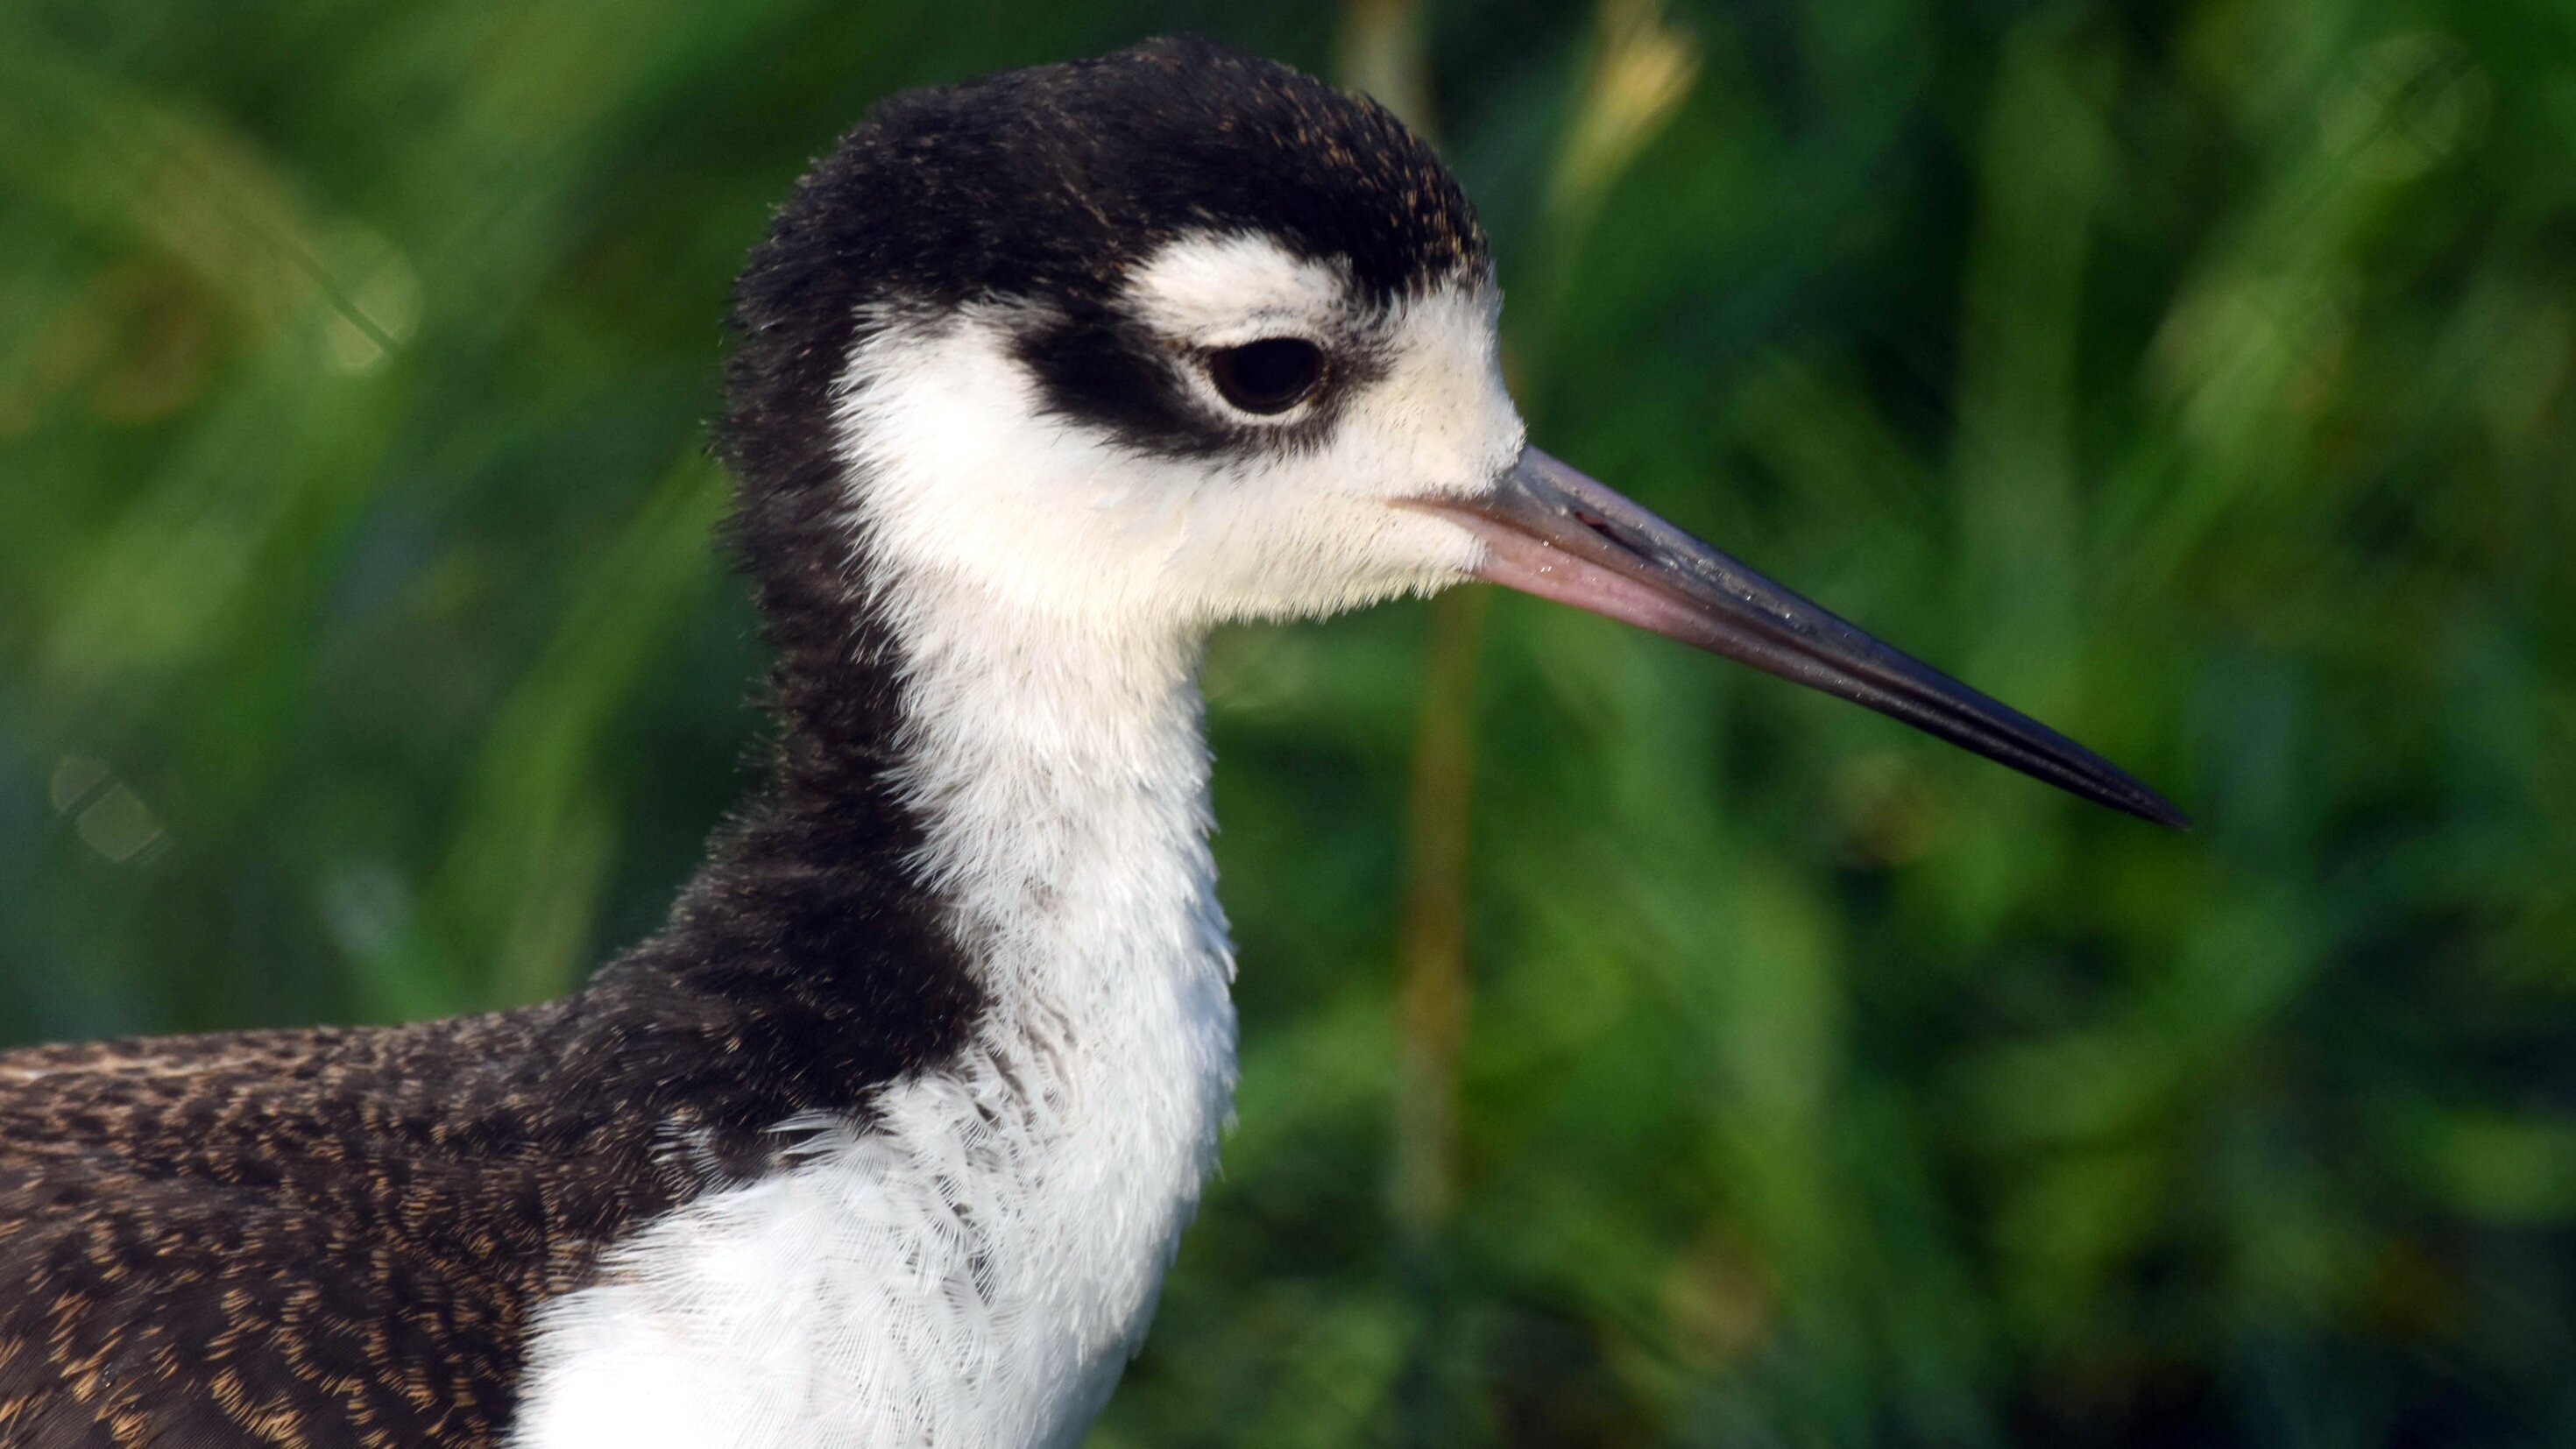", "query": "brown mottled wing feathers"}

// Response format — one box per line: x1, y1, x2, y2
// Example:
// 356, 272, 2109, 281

0, 1016, 666, 1448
